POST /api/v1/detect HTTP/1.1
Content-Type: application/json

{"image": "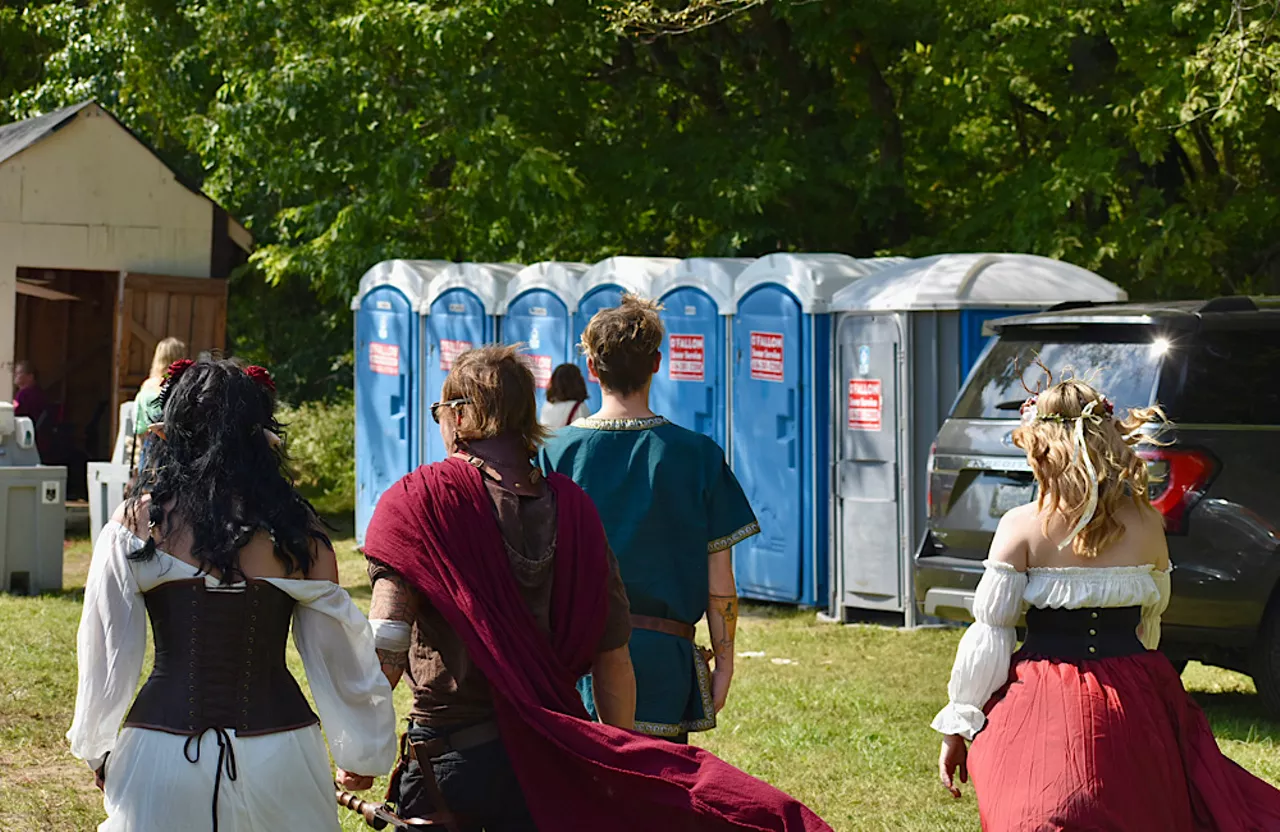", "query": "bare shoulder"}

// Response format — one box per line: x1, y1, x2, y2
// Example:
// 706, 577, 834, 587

988, 503, 1034, 570
111, 494, 151, 537
307, 528, 340, 583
